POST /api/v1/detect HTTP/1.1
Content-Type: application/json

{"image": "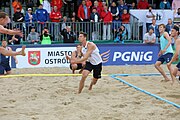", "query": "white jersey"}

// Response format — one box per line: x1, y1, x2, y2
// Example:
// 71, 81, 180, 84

82, 41, 102, 65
